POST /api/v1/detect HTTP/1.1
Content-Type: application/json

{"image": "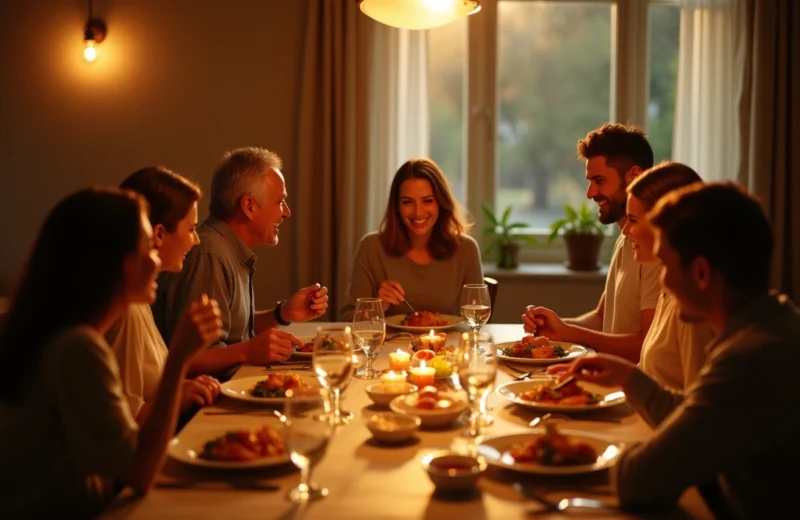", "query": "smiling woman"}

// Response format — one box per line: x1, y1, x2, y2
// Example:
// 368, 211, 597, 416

339, 158, 484, 320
